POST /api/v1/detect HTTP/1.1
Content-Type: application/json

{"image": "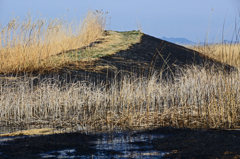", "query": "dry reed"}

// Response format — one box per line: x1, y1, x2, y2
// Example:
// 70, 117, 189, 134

0, 65, 239, 132
0, 9, 107, 74
188, 43, 240, 68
